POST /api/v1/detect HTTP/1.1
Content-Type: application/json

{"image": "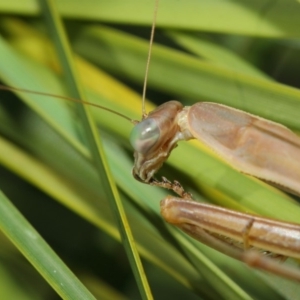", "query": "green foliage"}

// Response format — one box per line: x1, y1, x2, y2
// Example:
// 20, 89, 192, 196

0, 1, 299, 299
